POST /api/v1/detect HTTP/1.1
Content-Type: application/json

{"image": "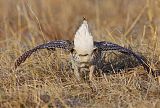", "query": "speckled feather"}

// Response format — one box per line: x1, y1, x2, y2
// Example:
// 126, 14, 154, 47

94, 41, 154, 76
15, 40, 73, 69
